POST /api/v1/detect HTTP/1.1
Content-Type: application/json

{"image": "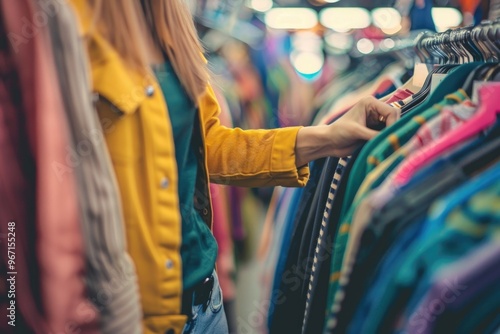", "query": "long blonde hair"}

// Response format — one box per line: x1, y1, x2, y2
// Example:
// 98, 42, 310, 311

89, 0, 209, 103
